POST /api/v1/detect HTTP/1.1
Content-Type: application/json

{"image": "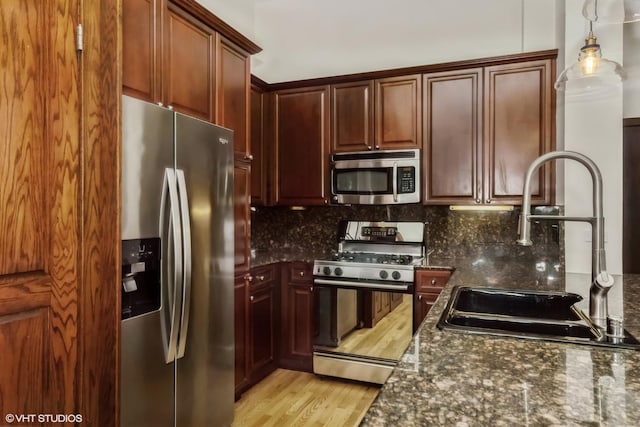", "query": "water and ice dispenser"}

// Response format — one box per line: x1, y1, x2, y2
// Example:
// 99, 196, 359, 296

121, 238, 161, 320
